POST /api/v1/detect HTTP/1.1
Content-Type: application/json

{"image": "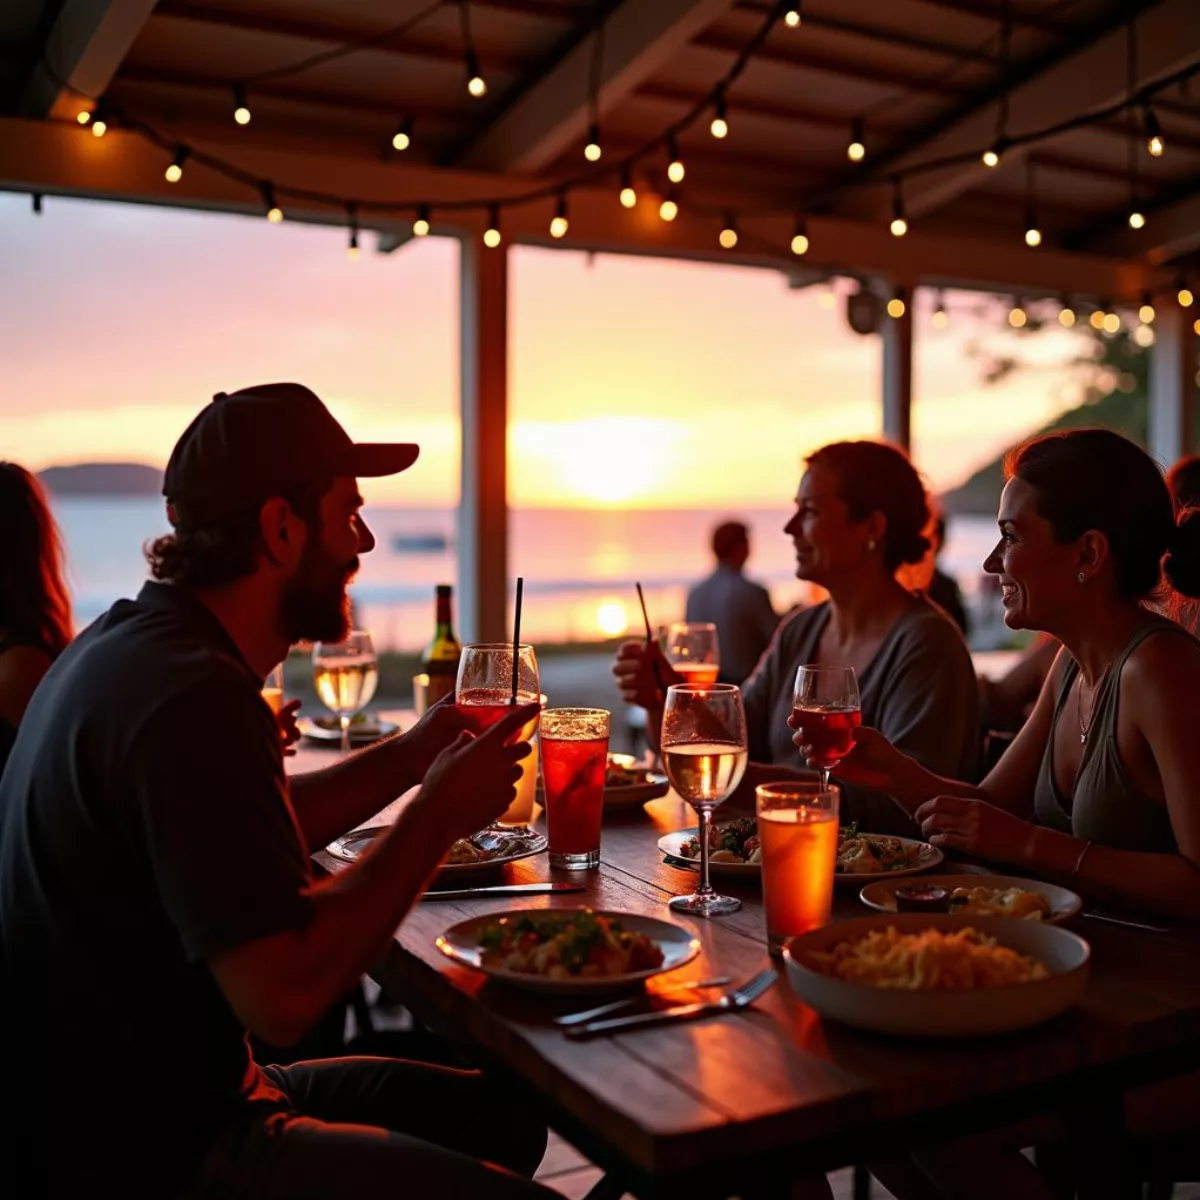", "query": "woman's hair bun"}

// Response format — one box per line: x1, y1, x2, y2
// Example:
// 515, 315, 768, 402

1164, 507, 1200, 599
